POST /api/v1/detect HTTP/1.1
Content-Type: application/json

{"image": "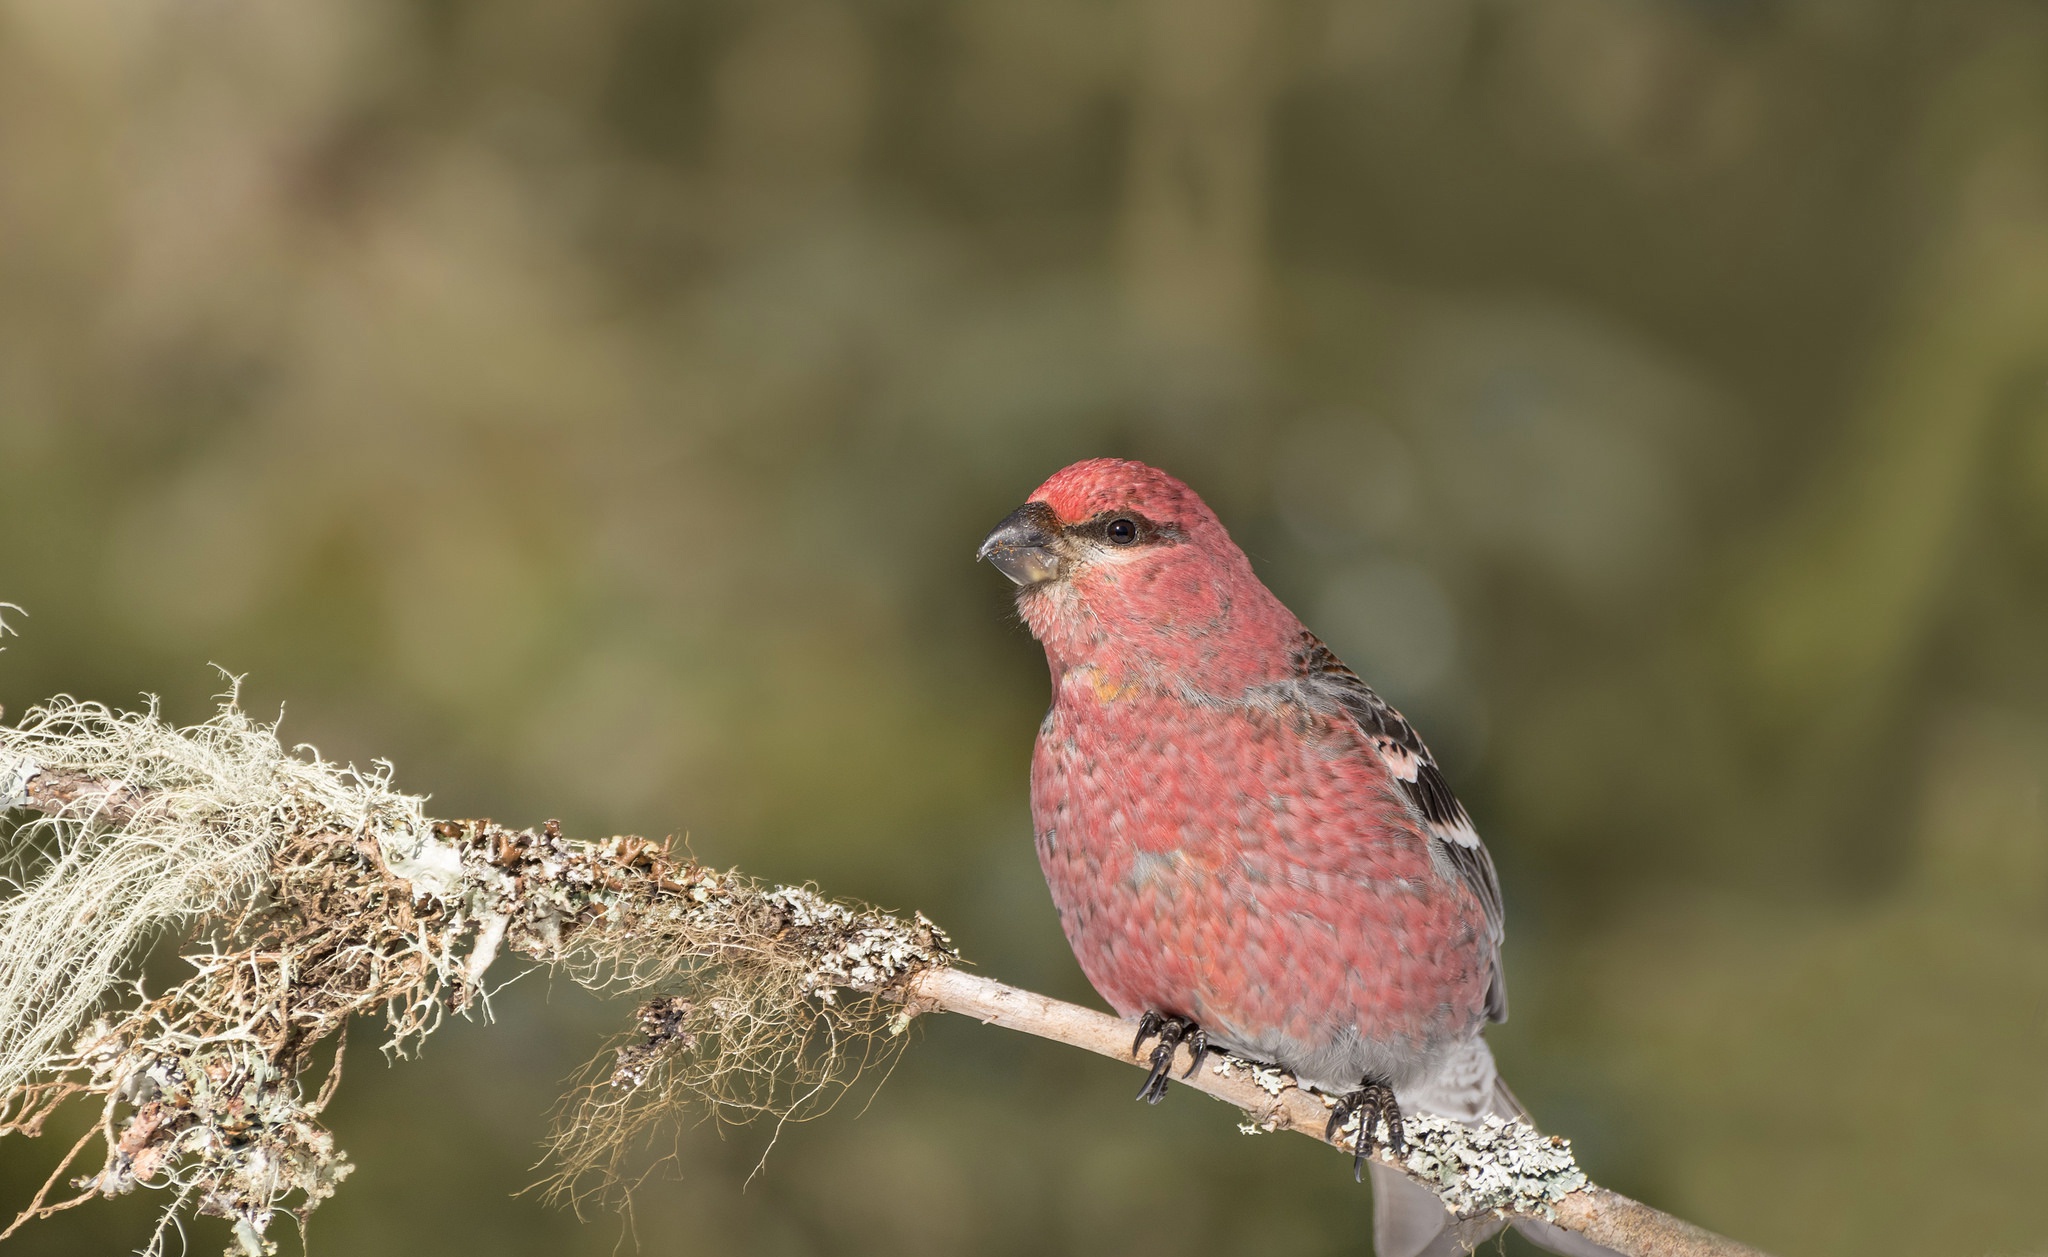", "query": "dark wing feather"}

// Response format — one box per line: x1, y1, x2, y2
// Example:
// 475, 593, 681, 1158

1293, 632, 1508, 1023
